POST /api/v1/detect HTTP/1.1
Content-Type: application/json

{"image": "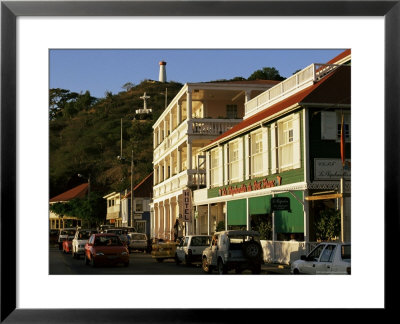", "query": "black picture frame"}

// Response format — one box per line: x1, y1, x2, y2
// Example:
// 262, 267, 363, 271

1, 0, 397, 322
